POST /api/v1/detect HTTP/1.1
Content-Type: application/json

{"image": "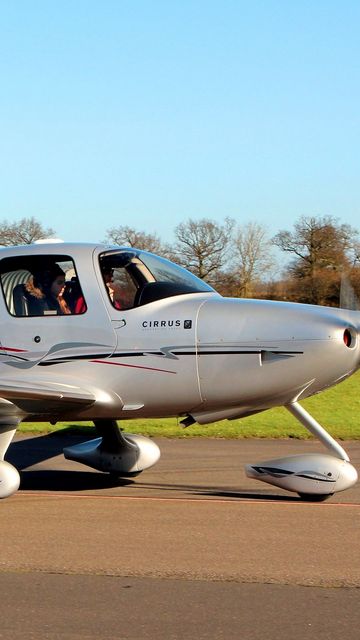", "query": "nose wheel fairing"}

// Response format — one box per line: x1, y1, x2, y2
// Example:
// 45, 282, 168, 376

245, 454, 358, 497
245, 402, 358, 498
